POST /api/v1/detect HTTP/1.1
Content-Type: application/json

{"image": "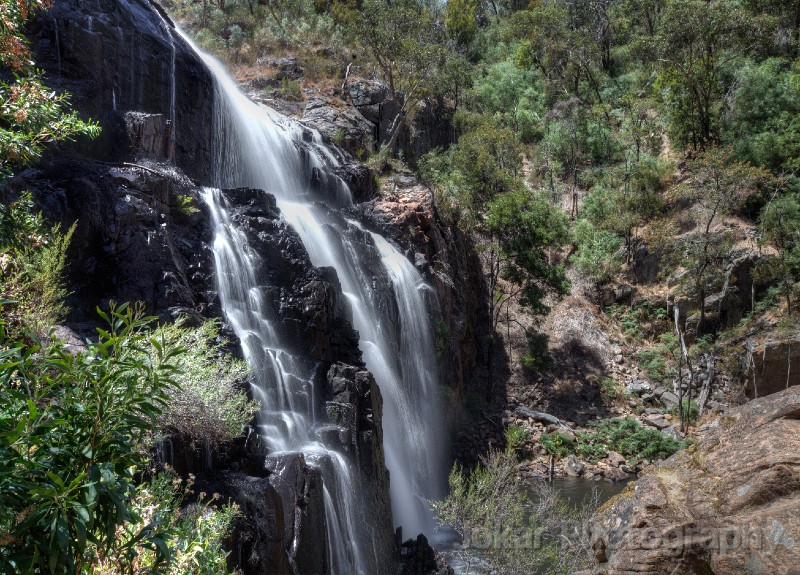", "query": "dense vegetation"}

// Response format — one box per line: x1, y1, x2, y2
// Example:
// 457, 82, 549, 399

1, 2, 256, 572
6, 0, 800, 570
